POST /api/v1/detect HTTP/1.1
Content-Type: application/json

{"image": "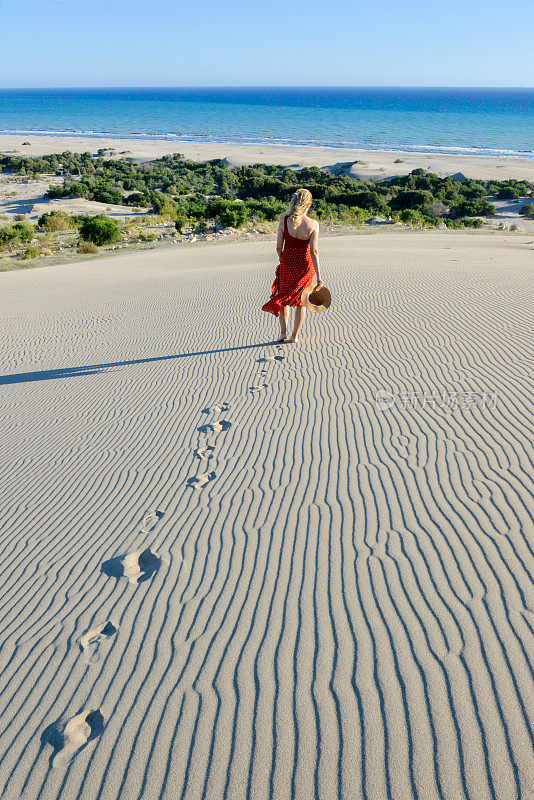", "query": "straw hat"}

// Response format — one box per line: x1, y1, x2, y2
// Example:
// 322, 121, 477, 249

301, 284, 332, 313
